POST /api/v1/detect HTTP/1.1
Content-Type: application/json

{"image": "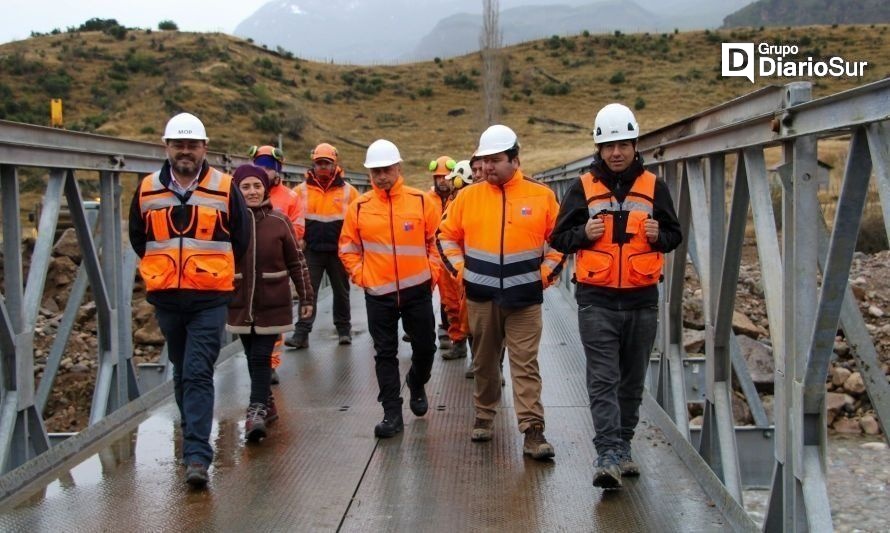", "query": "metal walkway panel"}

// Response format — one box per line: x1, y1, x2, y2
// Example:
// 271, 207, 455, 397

0, 288, 731, 531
